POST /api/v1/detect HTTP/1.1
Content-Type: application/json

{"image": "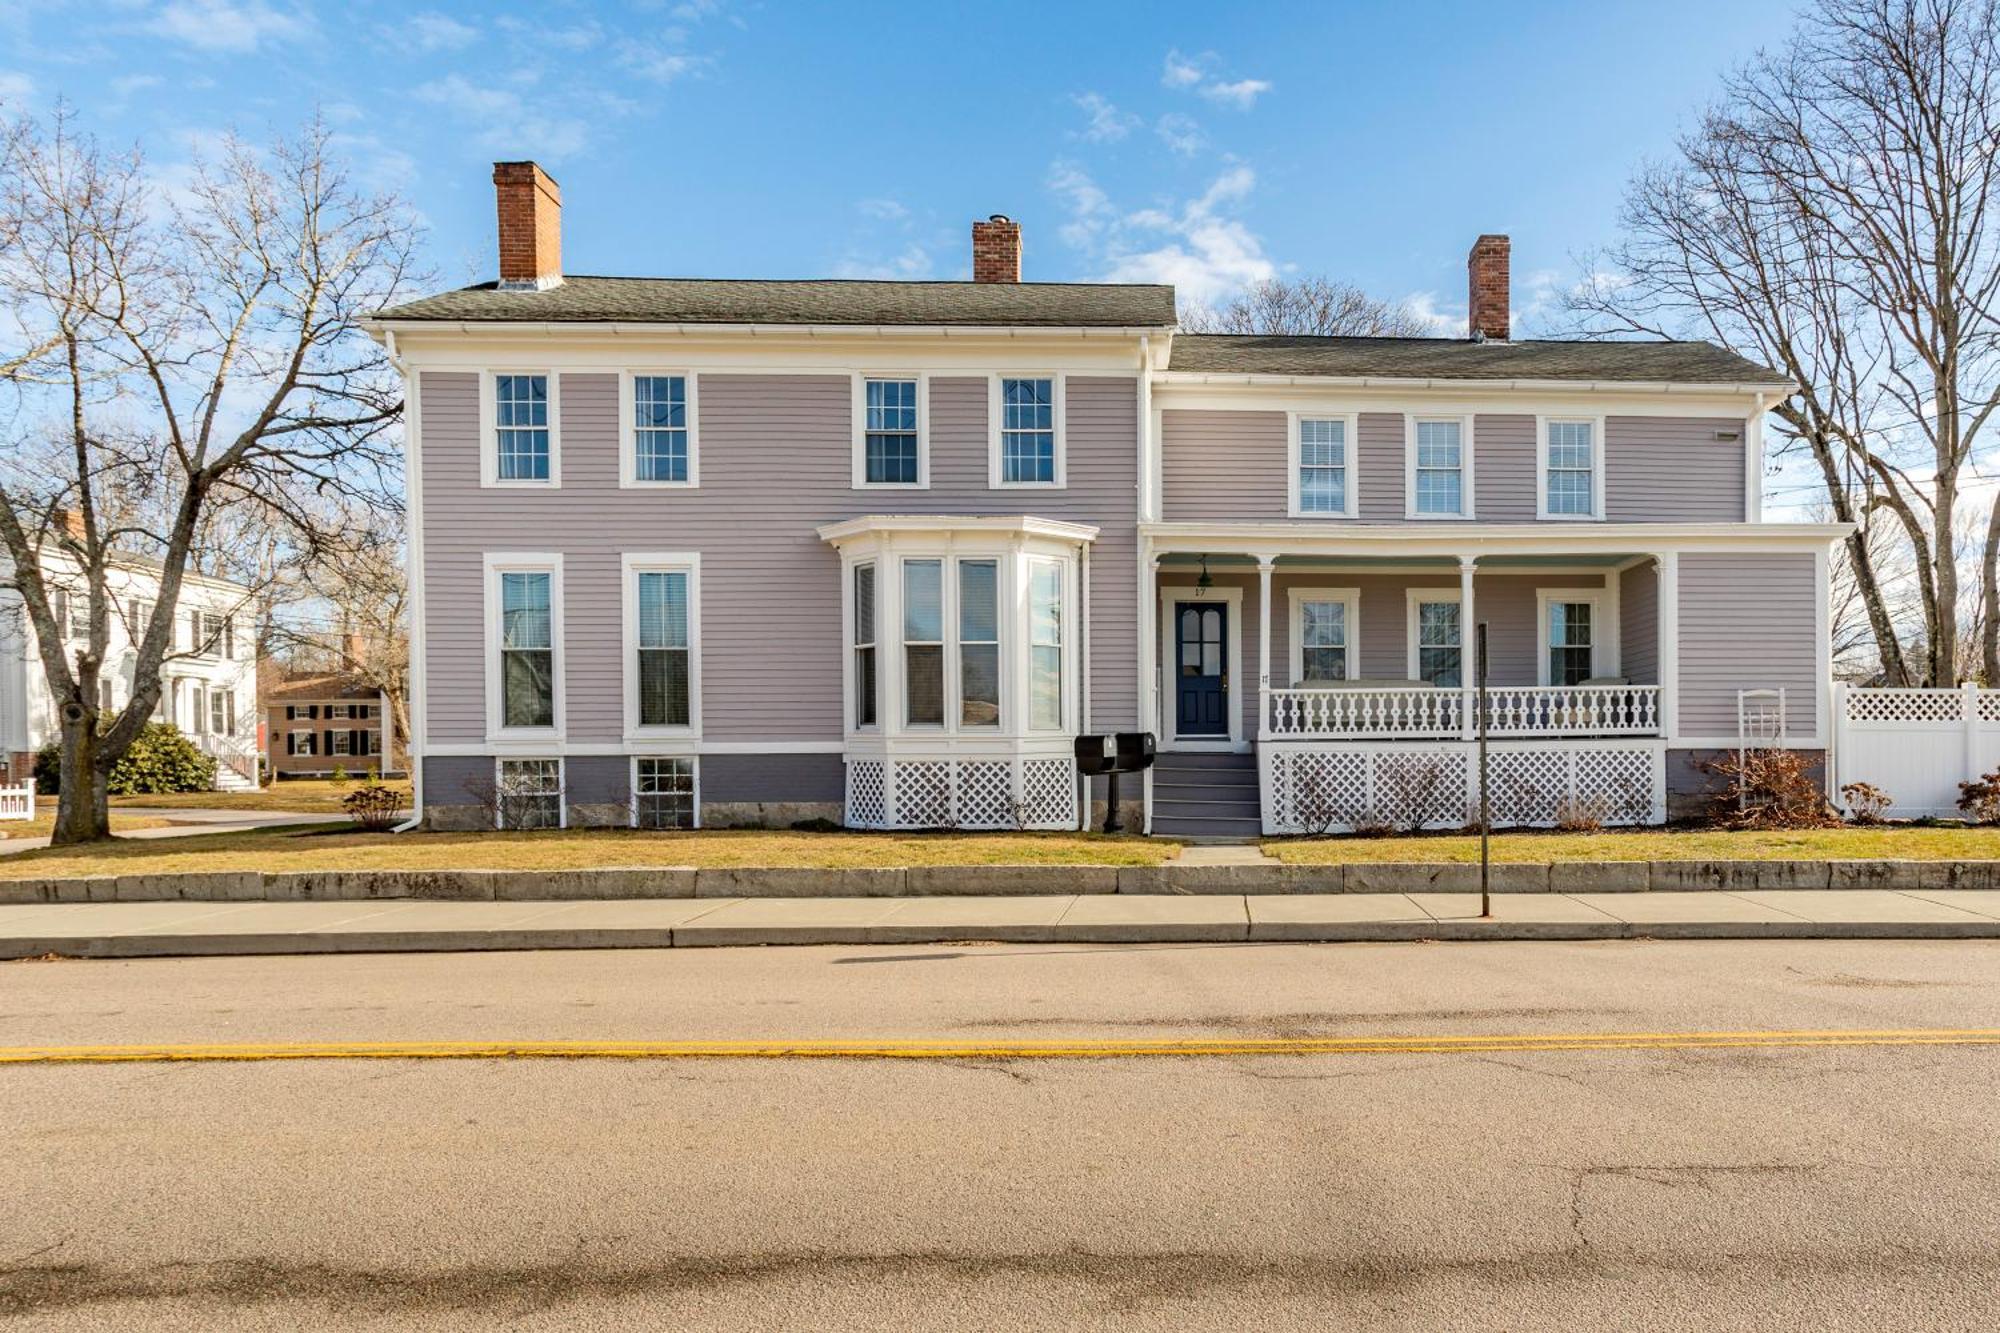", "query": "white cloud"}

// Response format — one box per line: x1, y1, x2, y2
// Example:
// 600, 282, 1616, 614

0, 70, 31, 104
1161, 49, 1203, 89
397, 12, 478, 52
414, 74, 589, 159
1049, 160, 1276, 308
1046, 159, 1115, 249
834, 243, 936, 280
1199, 77, 1271, 110
1155, 112, 1202, 156
145, 0, 309, 53
1401, 292, 1466, 337
620, 45, 710, 83
1071, 91, 1139, 143
857, 198, 909, 221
